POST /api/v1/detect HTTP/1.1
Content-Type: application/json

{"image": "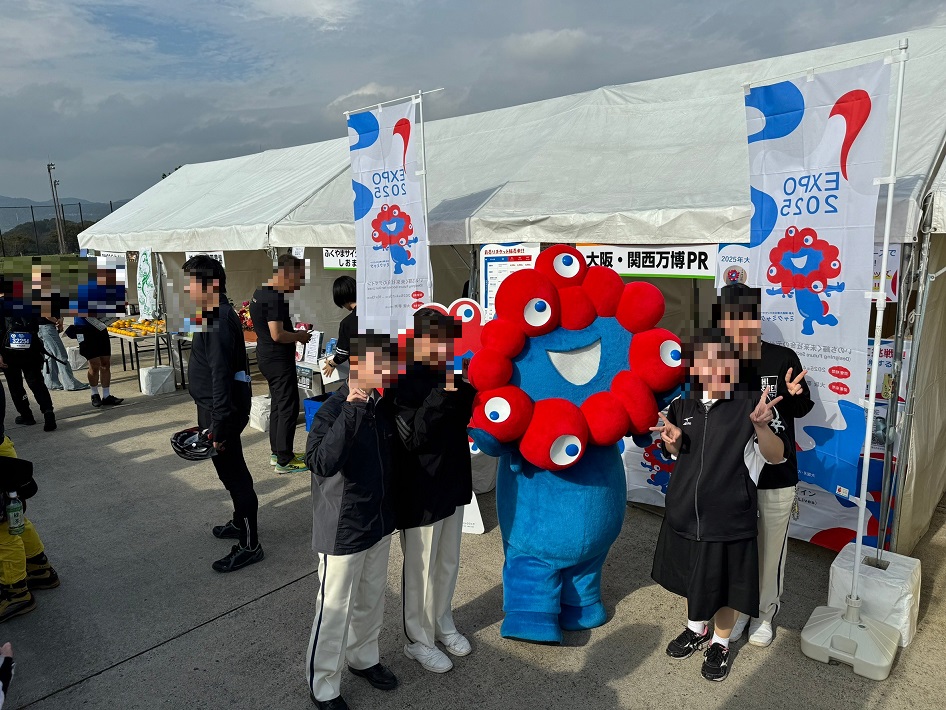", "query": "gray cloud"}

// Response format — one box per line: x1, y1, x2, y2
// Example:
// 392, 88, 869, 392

1, 0, 944, 202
